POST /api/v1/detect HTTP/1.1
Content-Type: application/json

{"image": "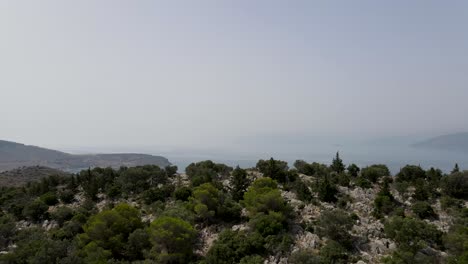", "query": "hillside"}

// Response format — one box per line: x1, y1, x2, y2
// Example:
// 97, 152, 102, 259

0, 140, 171, 172
412, 132, 468, 153
0, 158, 466, 263
0, 166, 70, 187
